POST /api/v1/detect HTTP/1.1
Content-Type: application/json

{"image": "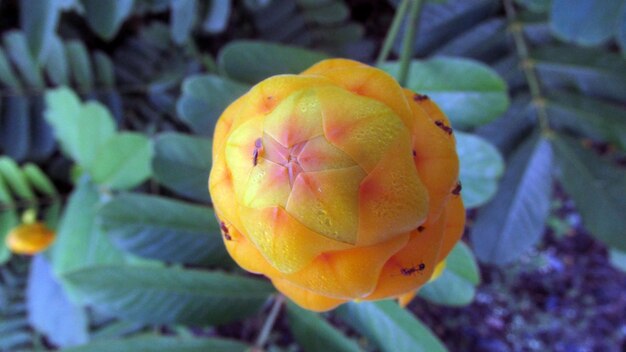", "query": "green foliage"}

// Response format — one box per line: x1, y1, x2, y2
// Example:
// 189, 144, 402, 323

456, 132, 505, 208
97, 193, 228, 265
218, 40, 329, 84
243, 0, 367, 56
2, 0, 625, 350
471, 136, 553, 264
0, 31, 119, 161
423, 0, 626, 262
27, 255, 89, 348
177, 75, 248, 136
419, 242, 481, 306
63, 266, 274, 326
553, 136, 626, 252
45, 88, 153, 191
152, 132, 213, 203
81, 0, 135, 40
51, 177, 127, 302
609, 249, 626, 273
0, 157, 59, 264
0, 258, 33, 351
61, 334, 249, 352
381, 57, 510, 129
550, 0, 626, 50
286, 302, 361, 352
336, 301, 447, 352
